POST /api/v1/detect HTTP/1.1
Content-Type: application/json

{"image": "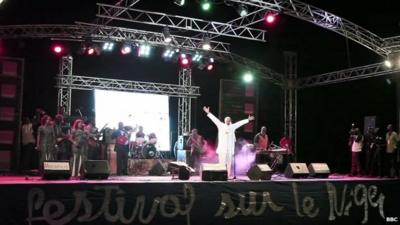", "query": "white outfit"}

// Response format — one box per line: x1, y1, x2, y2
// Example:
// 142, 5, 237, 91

207, 113, 249, 175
